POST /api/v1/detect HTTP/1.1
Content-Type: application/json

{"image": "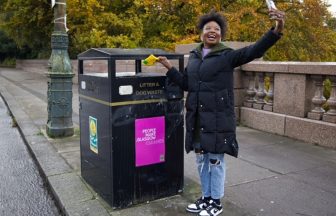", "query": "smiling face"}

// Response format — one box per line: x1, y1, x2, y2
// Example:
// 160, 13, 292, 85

201, 21, 222, 48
